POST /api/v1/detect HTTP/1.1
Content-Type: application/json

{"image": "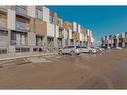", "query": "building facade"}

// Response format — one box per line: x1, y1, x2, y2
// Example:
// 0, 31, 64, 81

0, 6, 94, 55
101, 32, 127, 48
